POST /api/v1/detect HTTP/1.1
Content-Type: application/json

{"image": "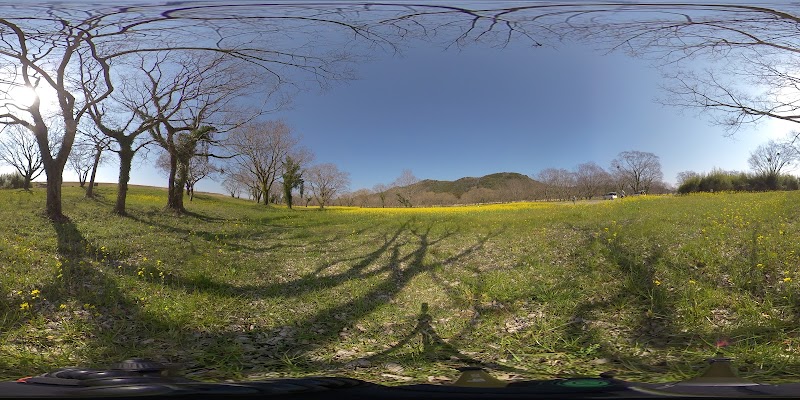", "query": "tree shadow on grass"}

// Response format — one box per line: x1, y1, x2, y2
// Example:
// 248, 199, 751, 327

101, 216, 524, 375
562, 239, 685, 374
114, 220, 411, 300
21, 219, 190, 372
8, 213, 508, 382
169, 221, 504, 377
122, 210, 344, 255
560, 229, 800, 379
180, 210, 226, 223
